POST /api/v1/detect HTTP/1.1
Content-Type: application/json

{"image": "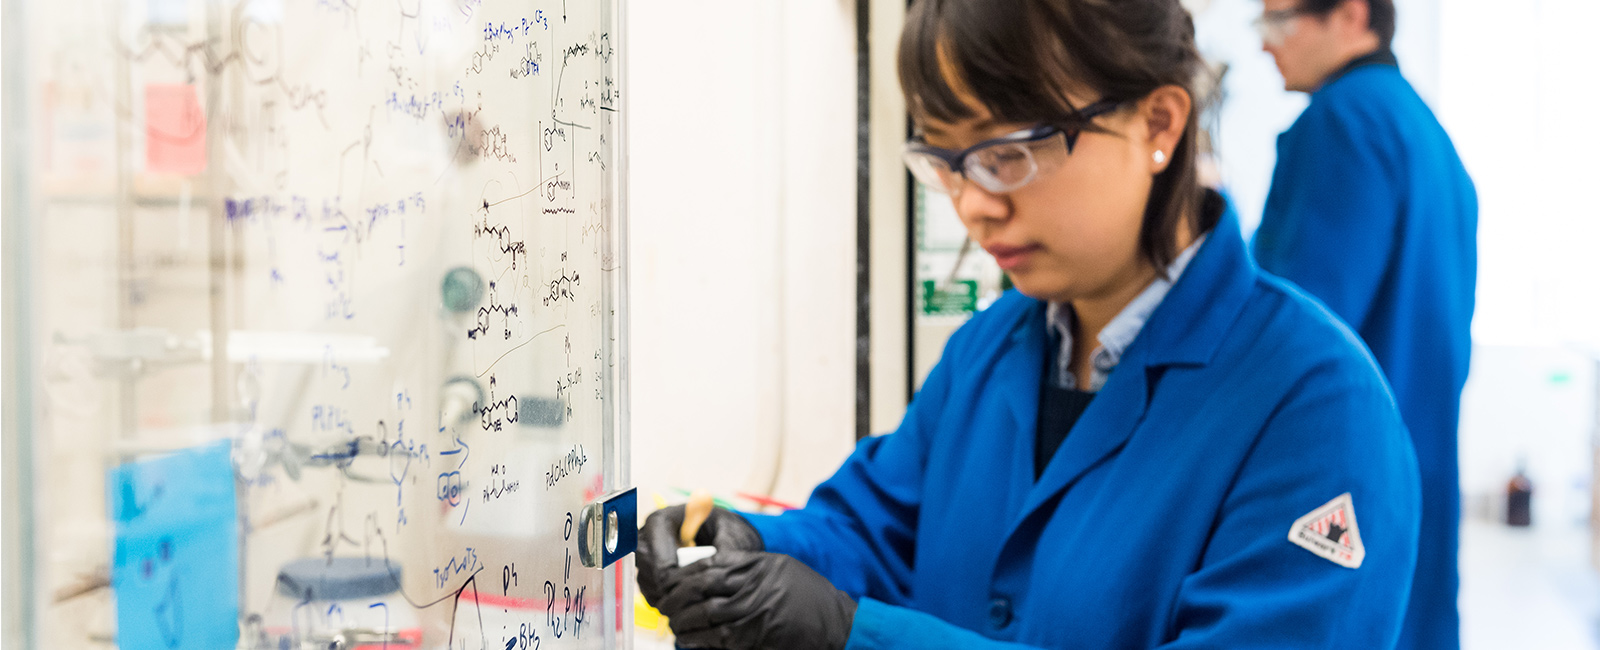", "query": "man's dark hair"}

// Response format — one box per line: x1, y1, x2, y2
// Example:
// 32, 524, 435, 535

898, 0, 1215, 272
1303, 0, 1397, 48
